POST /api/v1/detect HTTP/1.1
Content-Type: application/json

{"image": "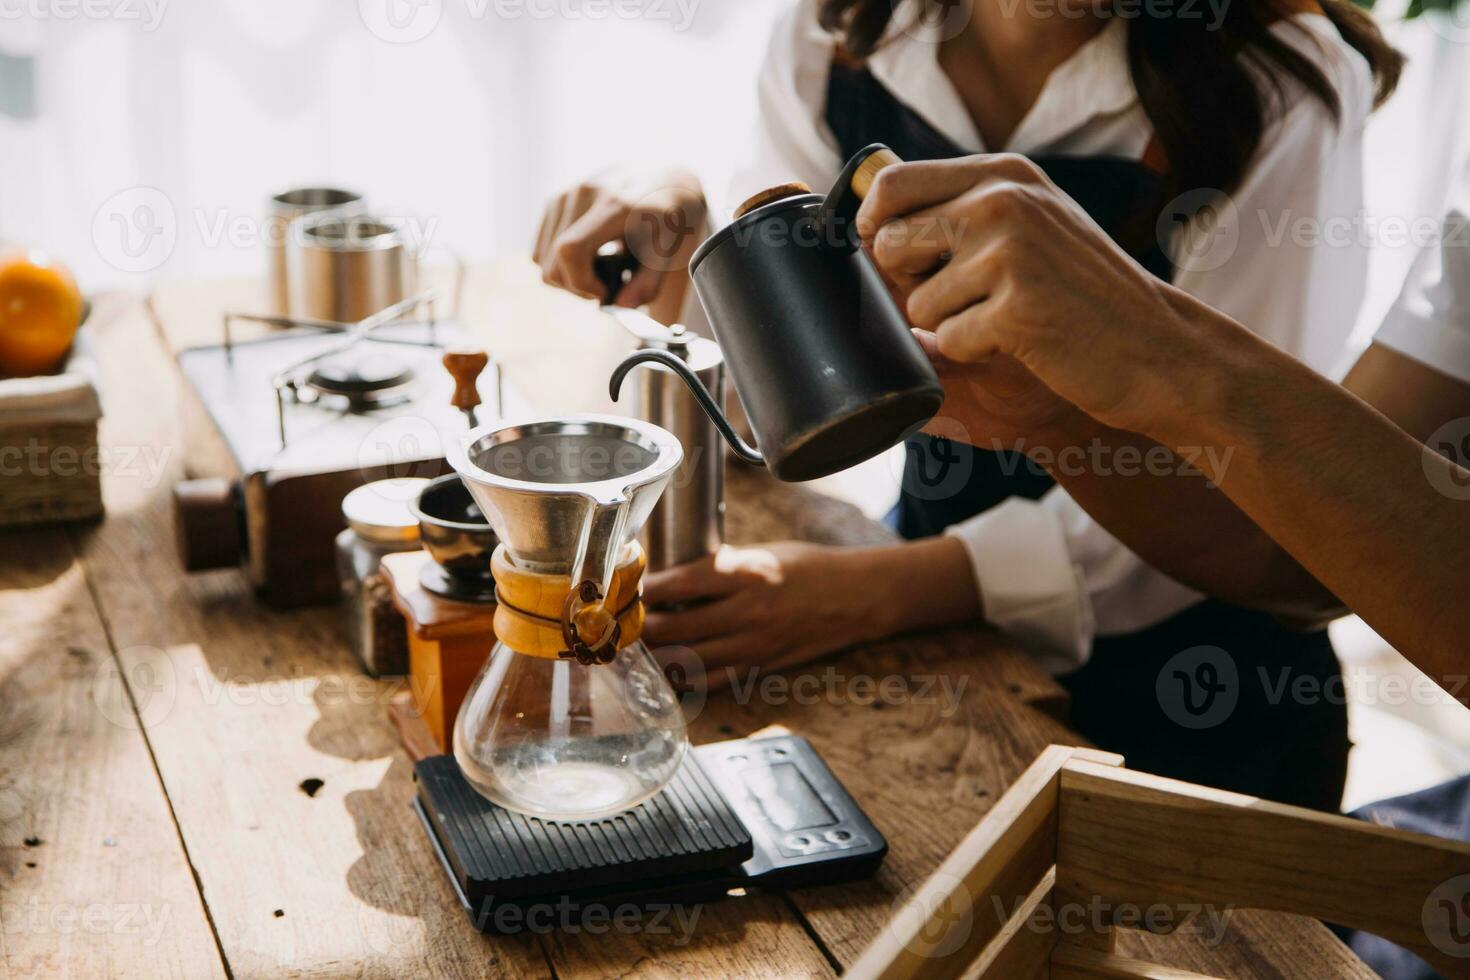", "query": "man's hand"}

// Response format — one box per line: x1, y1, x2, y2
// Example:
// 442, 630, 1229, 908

915, 332, 1079, 448
858, 154, 1206, 440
